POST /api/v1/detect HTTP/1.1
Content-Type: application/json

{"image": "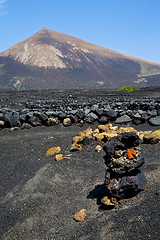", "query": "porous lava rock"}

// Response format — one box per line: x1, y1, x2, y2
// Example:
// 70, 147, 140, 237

103, 132, 146, 201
